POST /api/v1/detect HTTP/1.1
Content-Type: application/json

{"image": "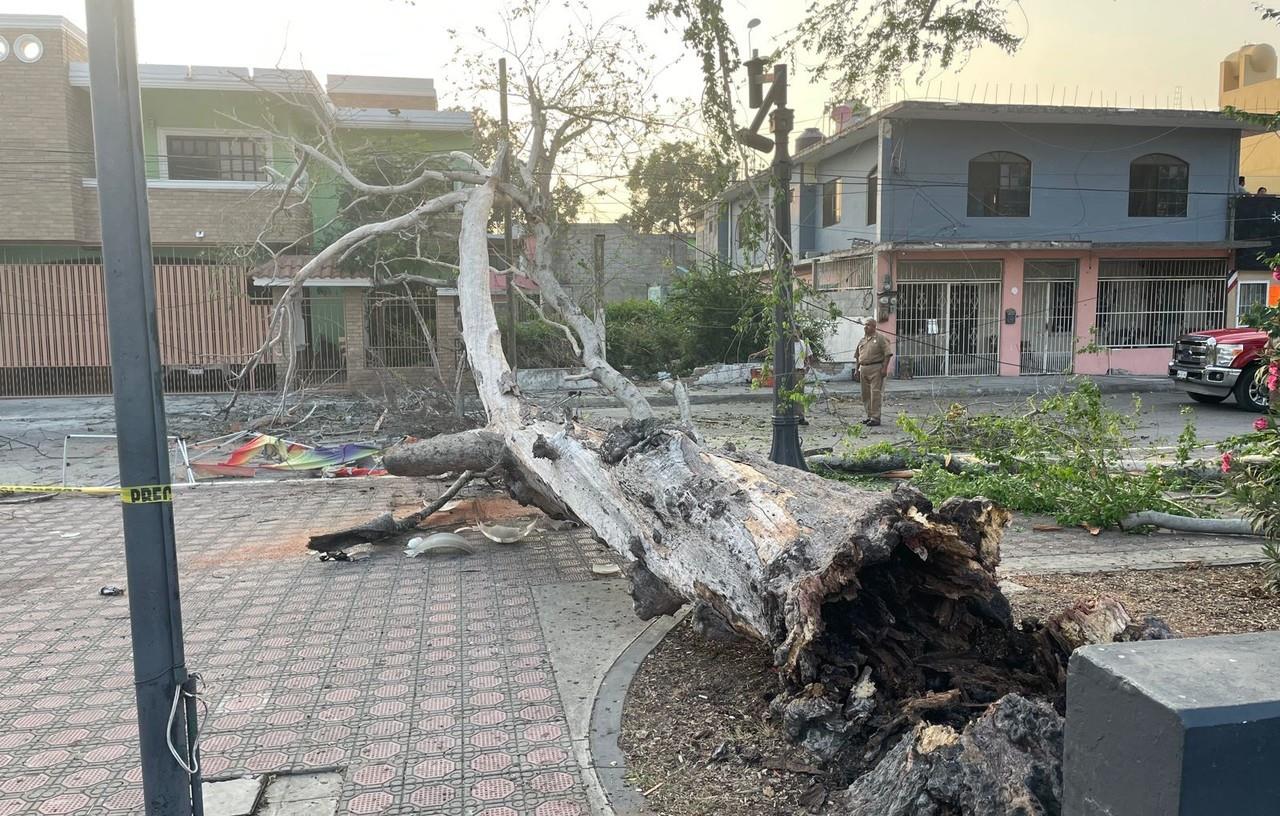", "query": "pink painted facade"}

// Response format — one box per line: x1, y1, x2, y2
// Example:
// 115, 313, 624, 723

873, 247, 1232, 377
